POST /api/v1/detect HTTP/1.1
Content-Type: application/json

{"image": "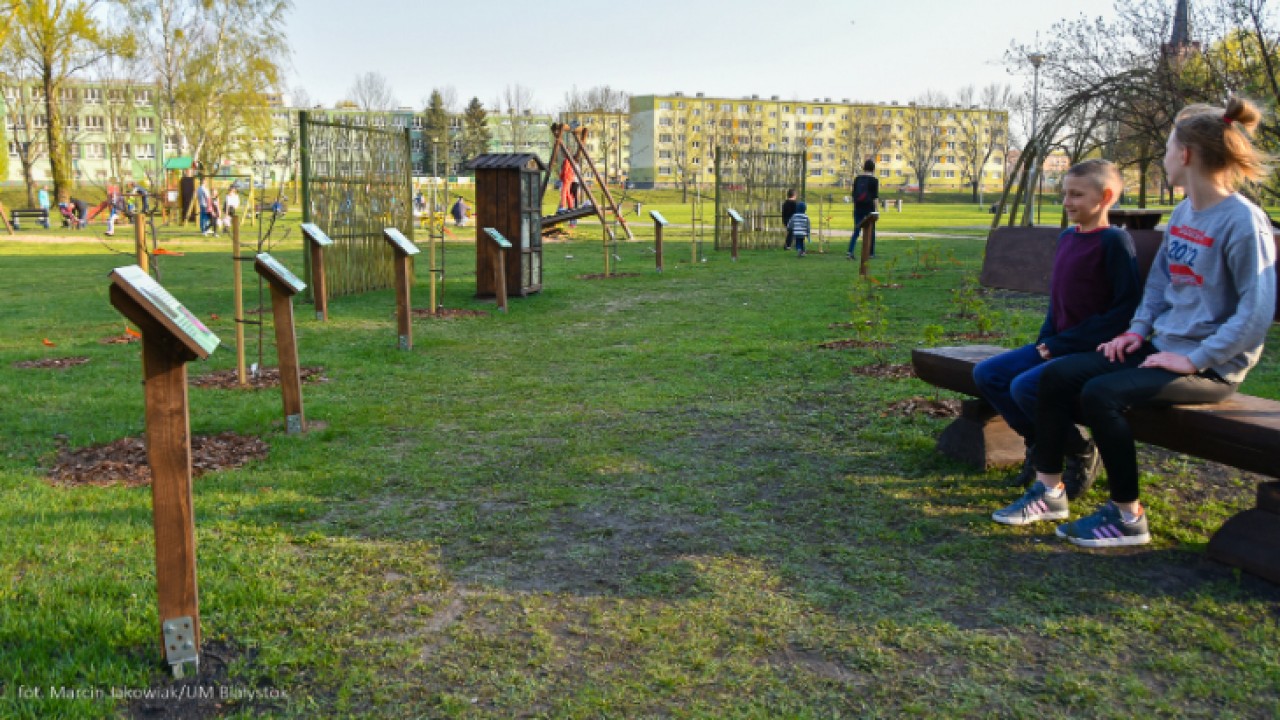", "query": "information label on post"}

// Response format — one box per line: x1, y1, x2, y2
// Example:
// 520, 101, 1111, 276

300, 223, 333, 247
649, 211, 669, 227
110, 265, 220, 358
726, 209, 744, 223
255, 253, 307, 295
383, 228, 421, 256
483, 227, 512, 248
